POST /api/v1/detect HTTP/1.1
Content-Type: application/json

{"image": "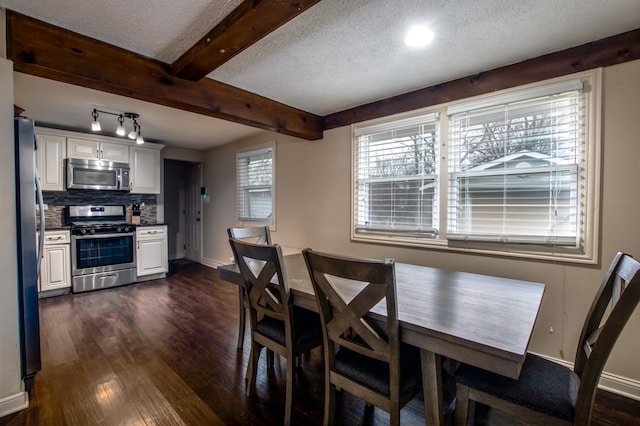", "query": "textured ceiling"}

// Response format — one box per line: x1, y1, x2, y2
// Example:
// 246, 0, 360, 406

2, 0, 639, 149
